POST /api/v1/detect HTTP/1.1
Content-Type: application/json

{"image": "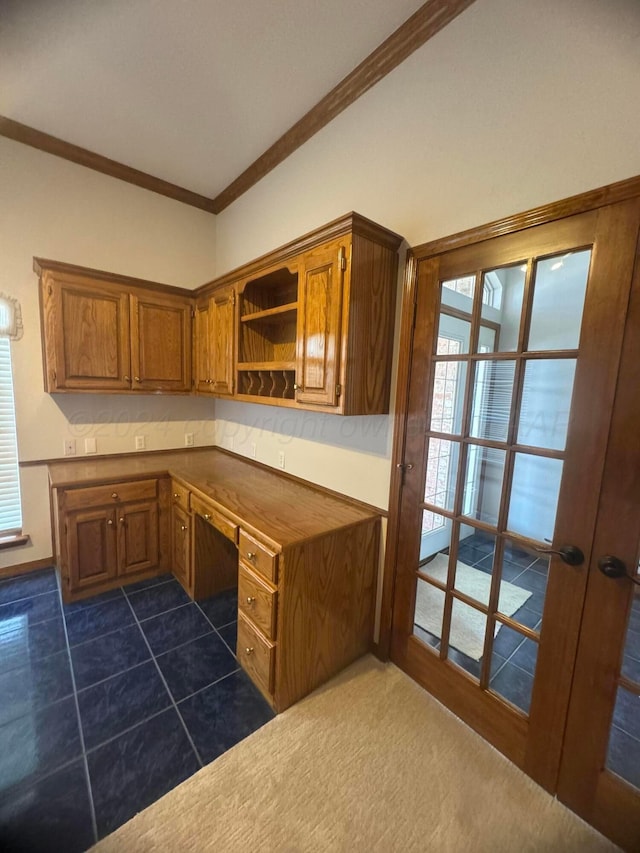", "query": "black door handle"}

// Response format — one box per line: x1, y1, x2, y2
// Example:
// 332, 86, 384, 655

535, 544, 584, 566
598, 555, 640, 585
